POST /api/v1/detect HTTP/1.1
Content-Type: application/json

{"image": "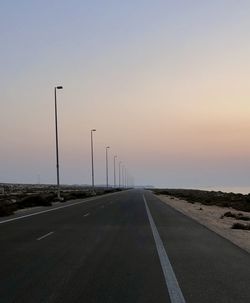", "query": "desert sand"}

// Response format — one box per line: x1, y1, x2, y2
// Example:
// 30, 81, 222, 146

156, 194, 250, 253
